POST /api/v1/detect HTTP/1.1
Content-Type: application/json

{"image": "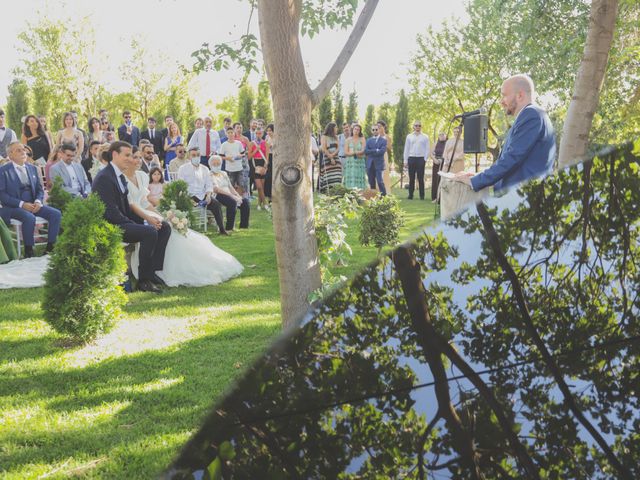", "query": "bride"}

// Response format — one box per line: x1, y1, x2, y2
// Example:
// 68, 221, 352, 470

124, 148, 243, 287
